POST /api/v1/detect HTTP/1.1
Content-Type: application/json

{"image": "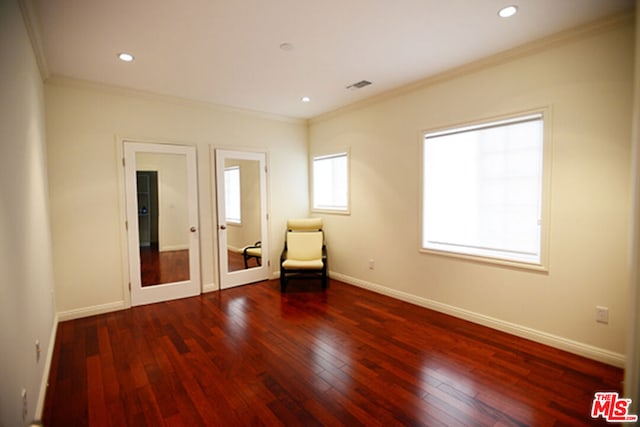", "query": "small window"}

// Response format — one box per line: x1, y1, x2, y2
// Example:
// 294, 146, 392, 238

224, 166, 241, 224
312, 152, 349, 213
422, 112, 547, 267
